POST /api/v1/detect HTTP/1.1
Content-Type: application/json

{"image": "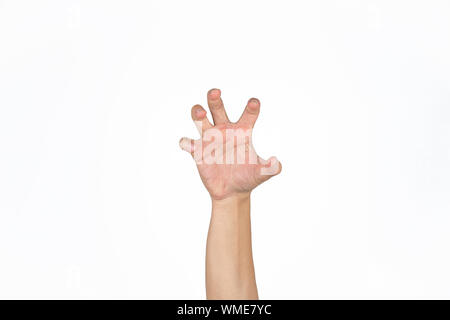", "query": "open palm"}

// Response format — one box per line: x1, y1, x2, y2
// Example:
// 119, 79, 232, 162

180, 89, 281, 200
